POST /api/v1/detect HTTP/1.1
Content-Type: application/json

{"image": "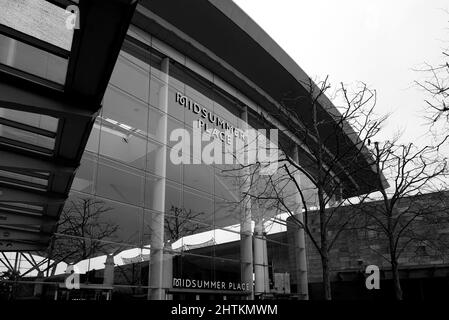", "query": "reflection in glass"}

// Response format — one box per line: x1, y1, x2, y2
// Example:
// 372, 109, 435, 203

164, 181, 182, 213
214, 197, 241, 228
56, 198, 121, 262
96, 158, 144, 206
99, 119, 147, 170
183, 188, 213, 225
173, 255, 214, 285
148, 106, 166, 143
72, 152, 96, 194
95, 198, 143, 247
166, 117, 184, 149
86, 119, 101, 153
103, 86, 149, 133
183, 162, 214, 195
110, 54, 149, 102
214, 164, 241, 201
